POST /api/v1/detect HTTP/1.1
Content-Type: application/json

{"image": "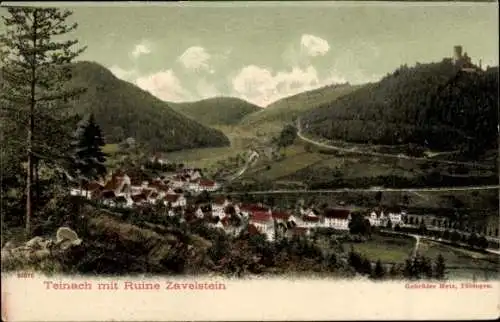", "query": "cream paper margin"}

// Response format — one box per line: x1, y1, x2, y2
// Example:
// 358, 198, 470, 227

2, 274, 500, 321
1, 1, 499, 321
